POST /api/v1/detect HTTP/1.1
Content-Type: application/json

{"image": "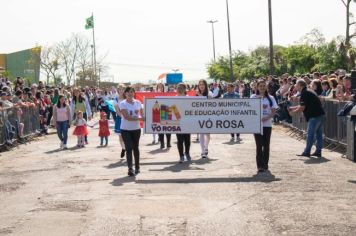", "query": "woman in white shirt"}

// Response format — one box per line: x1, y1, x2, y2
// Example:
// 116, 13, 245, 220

250, 79, 278, 173
119, 86, 144, 176
196, 79, 213, 159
